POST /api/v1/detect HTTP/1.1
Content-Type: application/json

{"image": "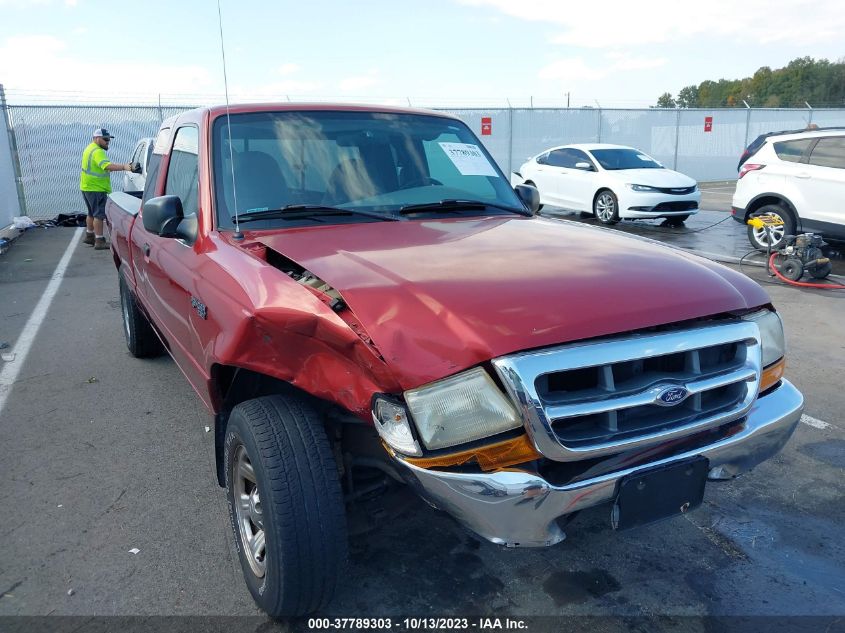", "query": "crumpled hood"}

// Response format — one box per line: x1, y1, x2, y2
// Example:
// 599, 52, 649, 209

614, 168, 697, 188
254, 216, 769, 389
